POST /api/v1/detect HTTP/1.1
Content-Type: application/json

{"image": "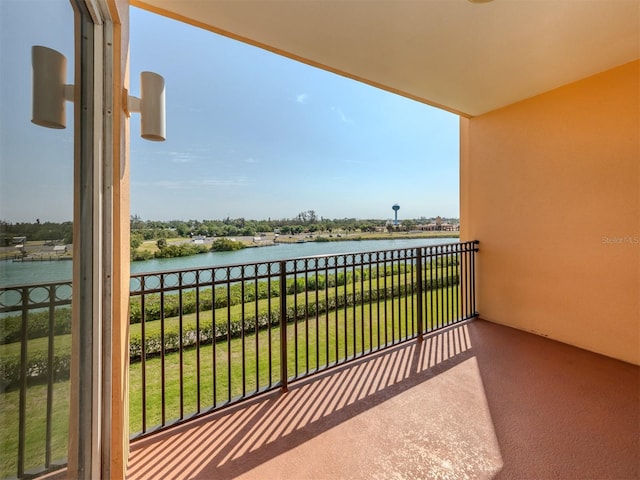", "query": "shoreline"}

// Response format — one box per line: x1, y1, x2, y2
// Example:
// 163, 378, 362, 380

2, 232, 460, 263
